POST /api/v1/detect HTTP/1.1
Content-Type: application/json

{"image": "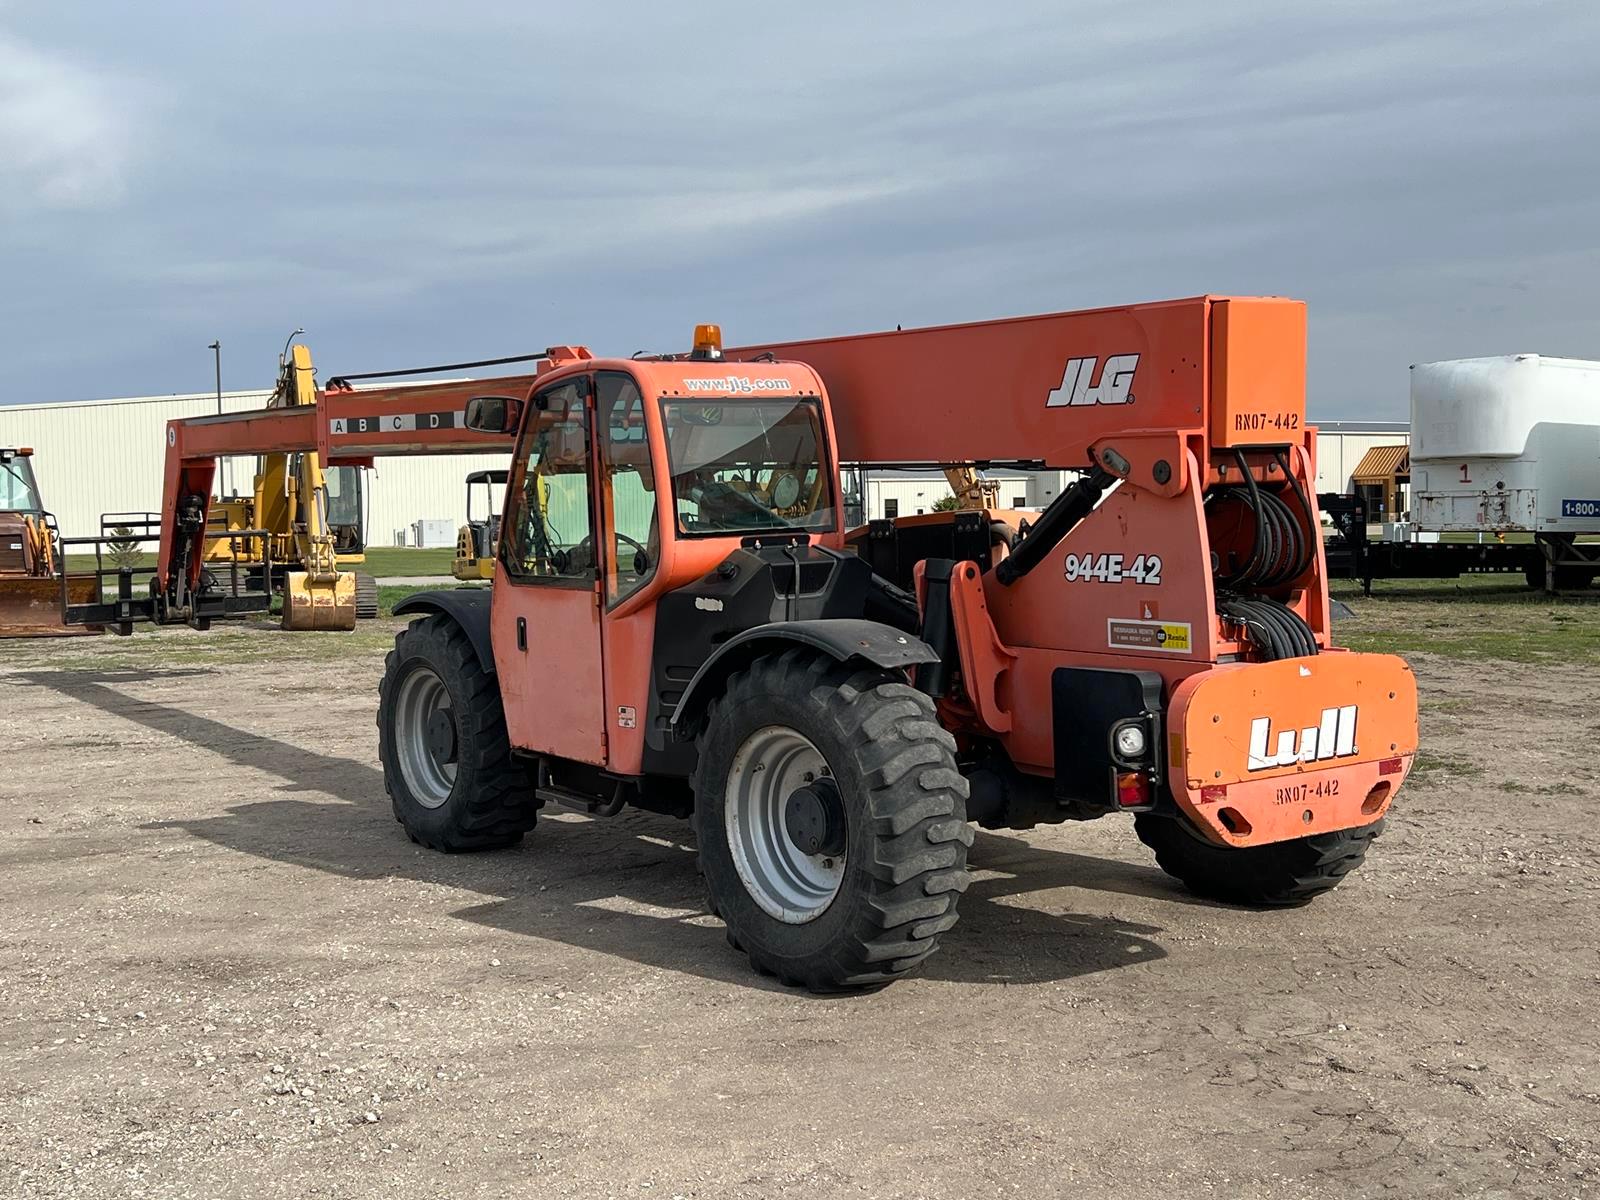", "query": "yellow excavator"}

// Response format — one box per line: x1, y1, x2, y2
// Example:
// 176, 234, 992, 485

204, 346, 375, 630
